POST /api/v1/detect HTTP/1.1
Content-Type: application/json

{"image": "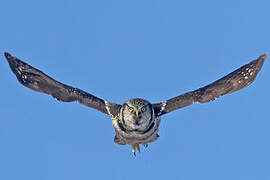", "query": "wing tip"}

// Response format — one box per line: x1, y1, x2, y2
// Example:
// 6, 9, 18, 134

4, 52, 17, 65
259, 53, 267, 62
4, 52, 12, 59
4, 52, 16, 68
255, 53, 267, 71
